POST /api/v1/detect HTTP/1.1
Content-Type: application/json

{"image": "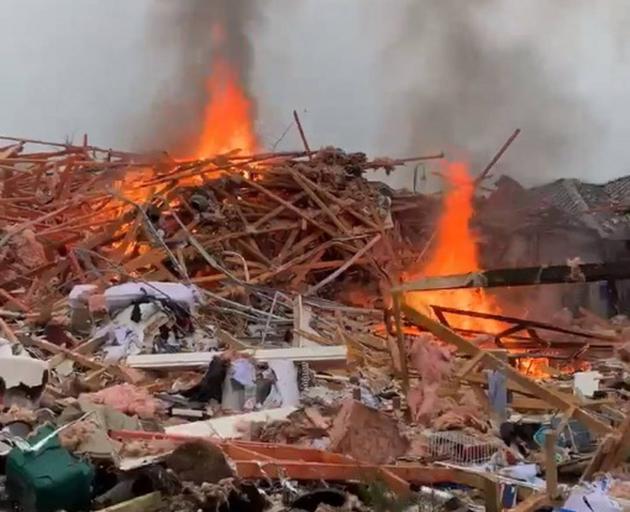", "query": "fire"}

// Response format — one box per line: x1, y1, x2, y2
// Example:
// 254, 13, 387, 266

111, 45, 258, 238
405, 161, 504, 332
402, 163, 587, 380
196, 56, 257, 159
517, 357, 552, 379
108, 51, 258, 253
